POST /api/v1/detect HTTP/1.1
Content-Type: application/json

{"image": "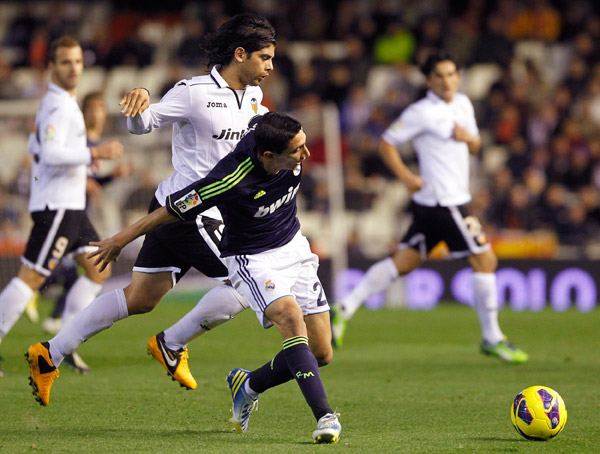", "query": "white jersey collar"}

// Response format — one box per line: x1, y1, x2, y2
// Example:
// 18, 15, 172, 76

426, 89, 456, 105
48, 82, 74, 98
210, 65, 229, 88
